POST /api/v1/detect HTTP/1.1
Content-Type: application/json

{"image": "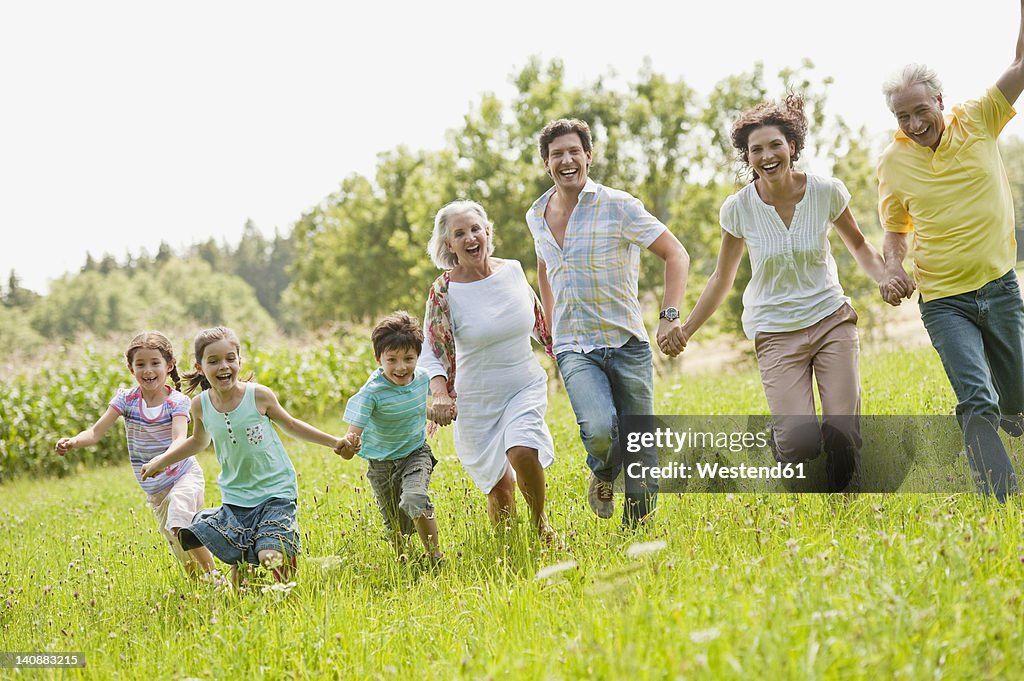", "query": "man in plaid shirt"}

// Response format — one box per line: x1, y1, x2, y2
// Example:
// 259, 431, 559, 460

527, 118, 689, 526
